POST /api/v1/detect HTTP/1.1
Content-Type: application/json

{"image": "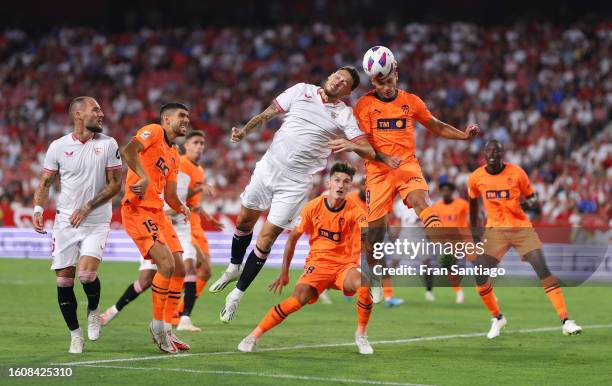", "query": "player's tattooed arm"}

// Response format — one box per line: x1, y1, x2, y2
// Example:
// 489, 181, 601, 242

231, 104, 280, 143
33, 171, 57, 233
424, 117, 480, 140
70, 168, 122, 228
270, 229, 303, 294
